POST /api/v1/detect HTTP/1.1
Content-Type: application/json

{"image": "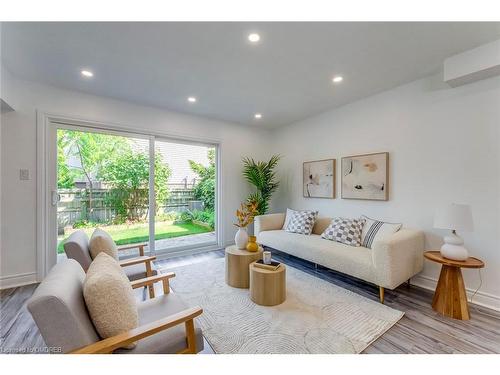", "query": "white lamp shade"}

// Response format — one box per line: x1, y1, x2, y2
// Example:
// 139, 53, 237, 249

434, 203, 474, 232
